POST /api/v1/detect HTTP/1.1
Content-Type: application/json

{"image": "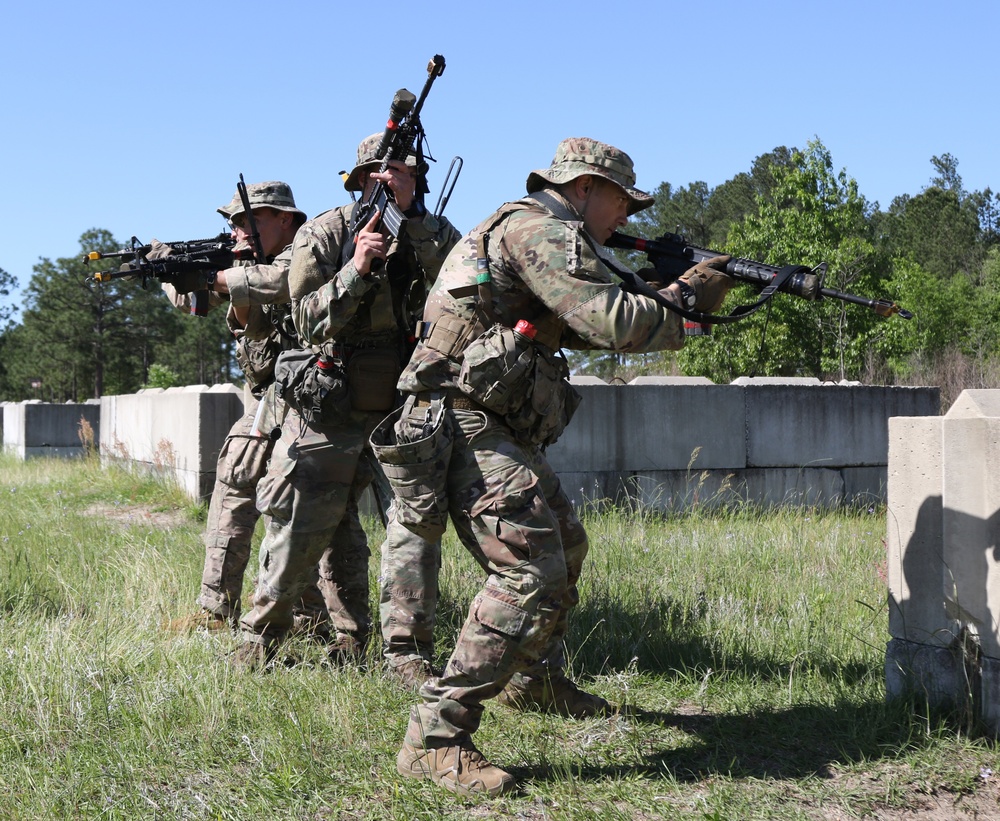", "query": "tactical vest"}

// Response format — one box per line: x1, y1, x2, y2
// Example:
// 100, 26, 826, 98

417, 196, 581, 447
